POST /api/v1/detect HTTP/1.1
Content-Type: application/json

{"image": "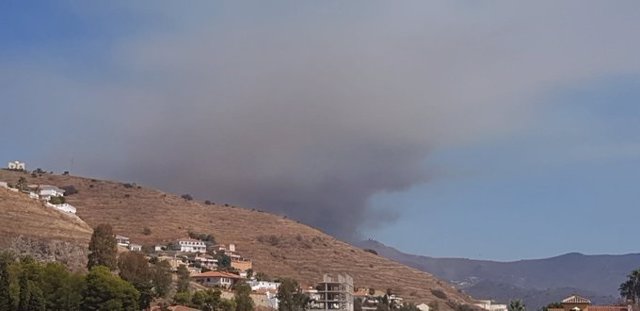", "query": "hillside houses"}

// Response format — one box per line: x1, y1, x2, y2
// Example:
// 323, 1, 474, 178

0, 178, 78, 214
